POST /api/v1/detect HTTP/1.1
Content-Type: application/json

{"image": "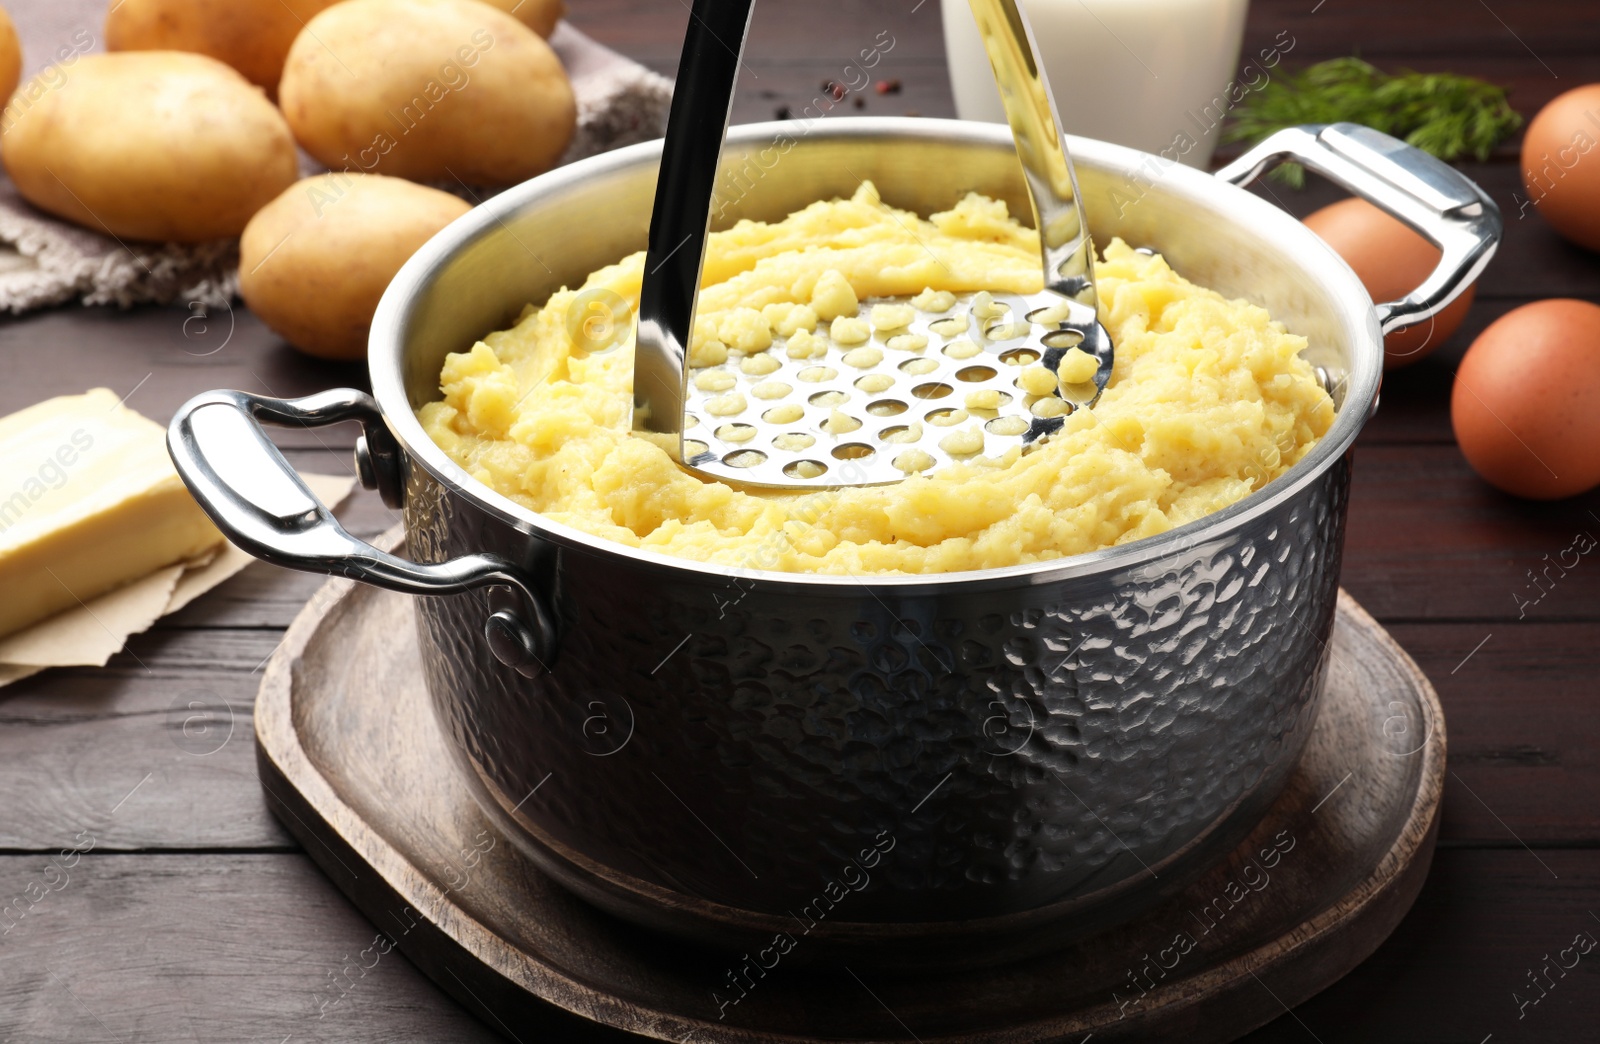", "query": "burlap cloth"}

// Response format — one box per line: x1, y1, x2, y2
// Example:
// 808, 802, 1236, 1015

0, 3, 672, 313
